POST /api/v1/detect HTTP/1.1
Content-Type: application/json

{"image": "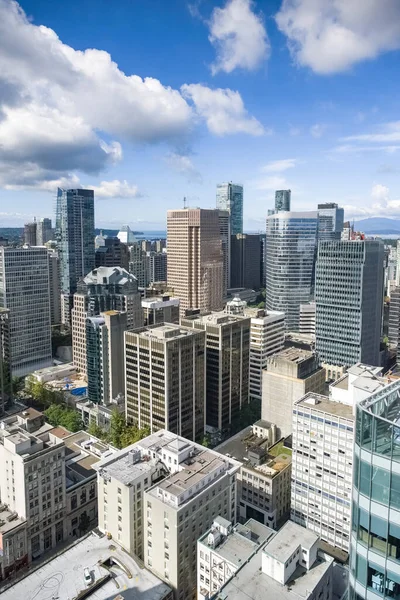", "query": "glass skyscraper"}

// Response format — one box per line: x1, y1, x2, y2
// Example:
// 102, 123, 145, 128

317, 203, 344, 241
315, 240, 384, 368
275, 189, 291, 212
55, 188, 95, 295
350, 379, 400, 600
216, 182, 243, 235
265, 211, 318, 331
